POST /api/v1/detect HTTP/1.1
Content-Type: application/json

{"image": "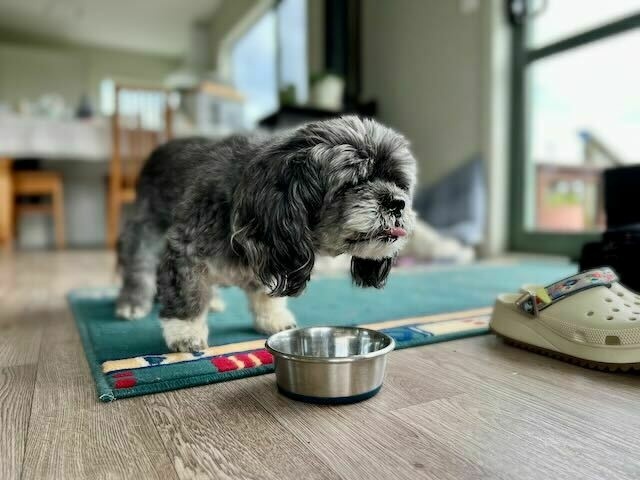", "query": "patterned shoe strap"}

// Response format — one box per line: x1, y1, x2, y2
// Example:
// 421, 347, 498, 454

516, 267, 618, 317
